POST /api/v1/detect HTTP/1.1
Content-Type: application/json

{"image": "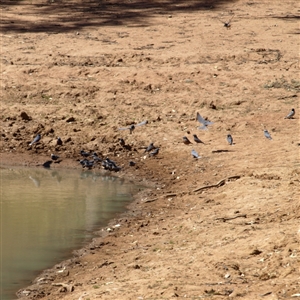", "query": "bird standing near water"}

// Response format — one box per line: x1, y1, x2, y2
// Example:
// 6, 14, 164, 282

51, 154, 60, 161
80, 150, 90, 157
29, 134, 41, 146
